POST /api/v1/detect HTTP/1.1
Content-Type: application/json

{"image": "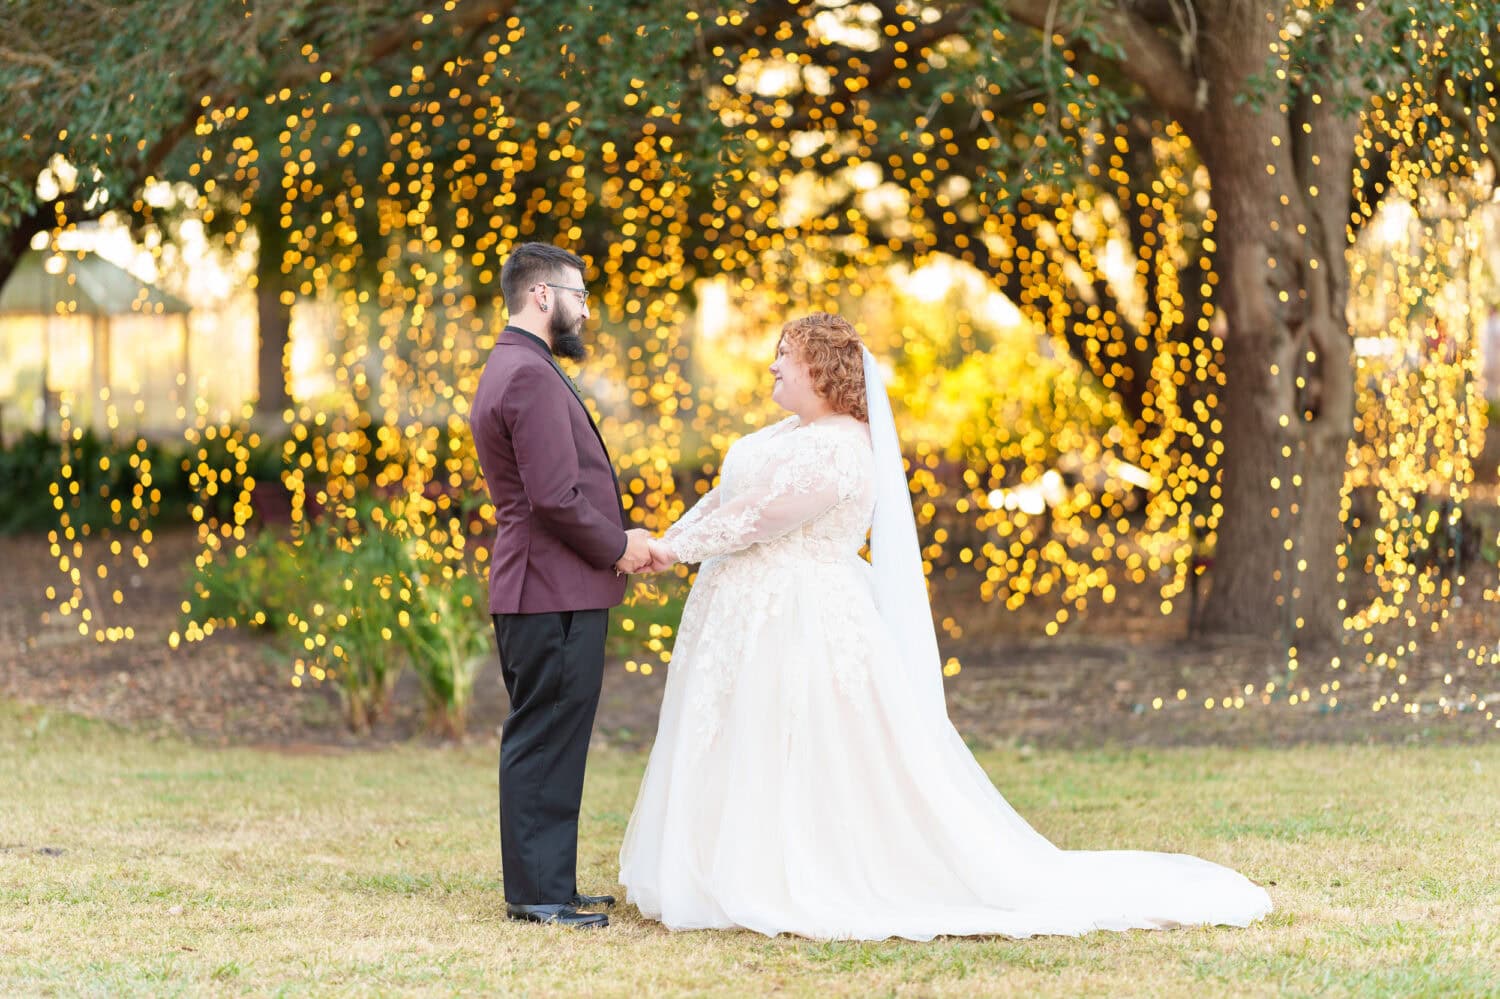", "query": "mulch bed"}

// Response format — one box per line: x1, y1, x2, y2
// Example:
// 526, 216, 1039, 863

1, 527, 1494, 750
